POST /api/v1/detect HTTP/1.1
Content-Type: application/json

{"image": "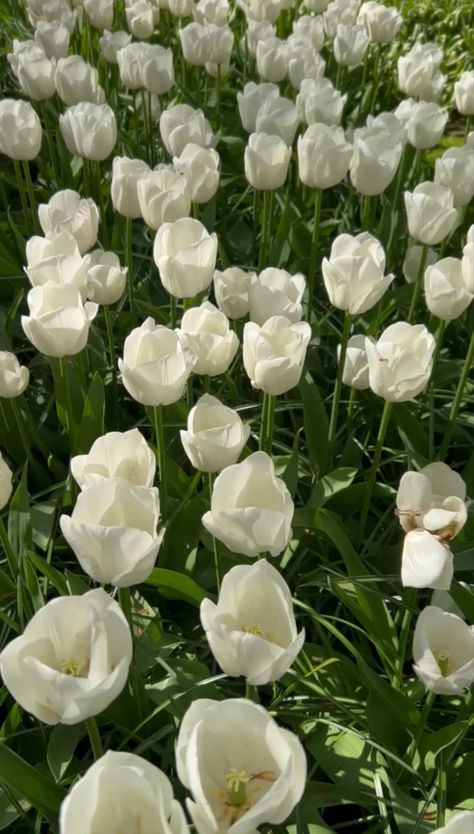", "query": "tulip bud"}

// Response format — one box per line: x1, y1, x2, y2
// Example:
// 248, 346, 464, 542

160, 104, 216, 157
117, 41, 147, 88
100, 30, 132, 64
178, 302, 239, 376
245, 20, 276, 57
71, 428, 156, 489
38, 190, 99, 254
153, 217, 217, 297
357, 1, 402, 43
0, 453, 12, 510
244, 132, 291, 190
248, 268, 306, 324
398, 42, 445, 102
84, 249, 127, 305
255, 95, 300, 146
55, 56, 105, 105
412, 606, 474, 695
111, 156, 151, 219
34, 20, 70, 59
406, 101, 448, 150
454, 70, 474, 116
350, 125, 403, 196
292, 14, 325, 50
138, 168, 191, 230
424, 257, 473, 321
200, 559, 305, 683
462, 225, 474, 294
403, 244, 437, 283
60, 102, 117, 162
202, 451, 294, 557
298, 123, 352, 189
126, 0, 155, 39
322, 232, 393, 314
365, 322, 435, 402
237, 81, 280, 133
213, 267, 254, 319
256, 36, 288, 82
16, 49, 56, 101
434, 145, 474, 208
338, 334, 370, 389
333, 23, 369, 66
84, 0, 114, 28
296, 77, 347, 126
0, 352, 29, 399
173, 144, 220, 204
0, 589, 132, 724
180, 394, 250, 472
404, 182, 457, 246
119, 317, 196, 406
401, 530, 453, 590
243, 315, 311, 395
0, 99, 42, 161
